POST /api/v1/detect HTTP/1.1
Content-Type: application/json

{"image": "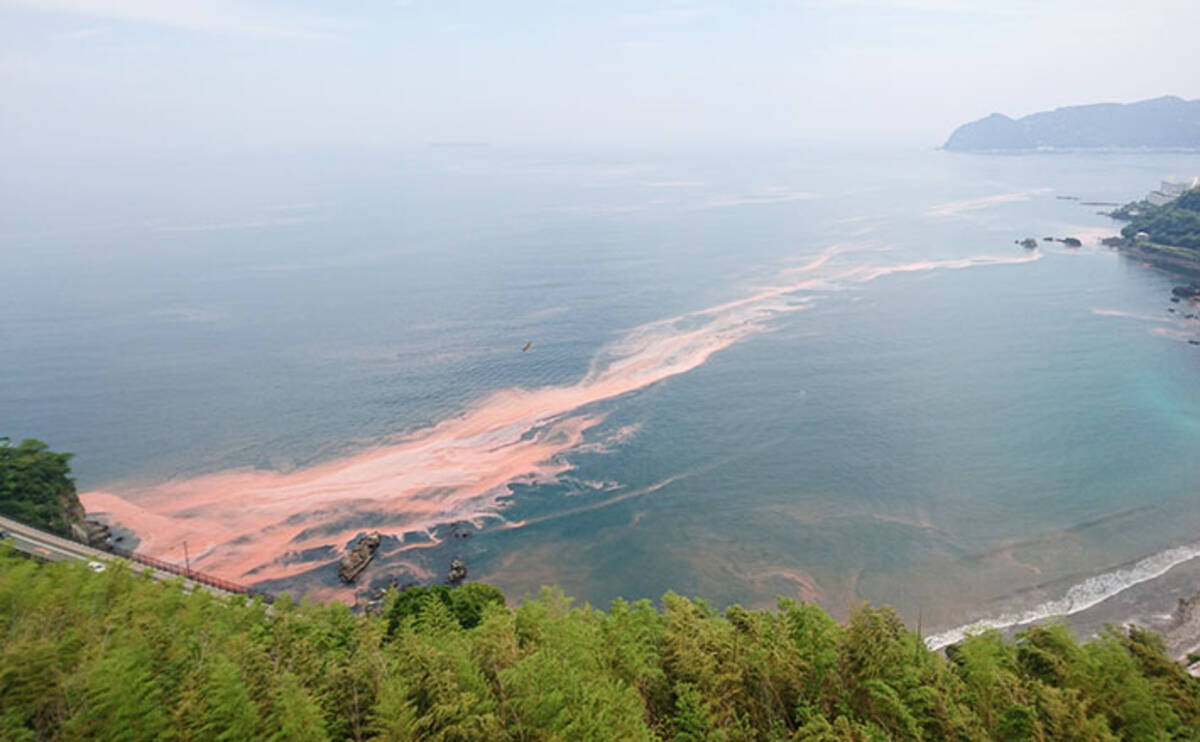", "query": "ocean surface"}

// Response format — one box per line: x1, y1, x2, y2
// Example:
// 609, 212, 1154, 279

4, 146, 1200, 641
